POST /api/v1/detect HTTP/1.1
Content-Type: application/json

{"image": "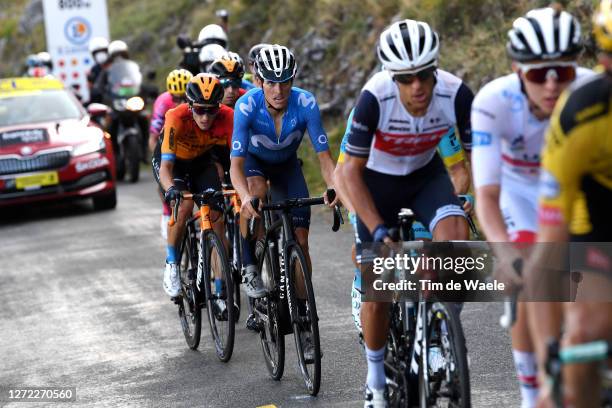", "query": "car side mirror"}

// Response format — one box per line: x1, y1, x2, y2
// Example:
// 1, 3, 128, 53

87, 103, 110, 117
